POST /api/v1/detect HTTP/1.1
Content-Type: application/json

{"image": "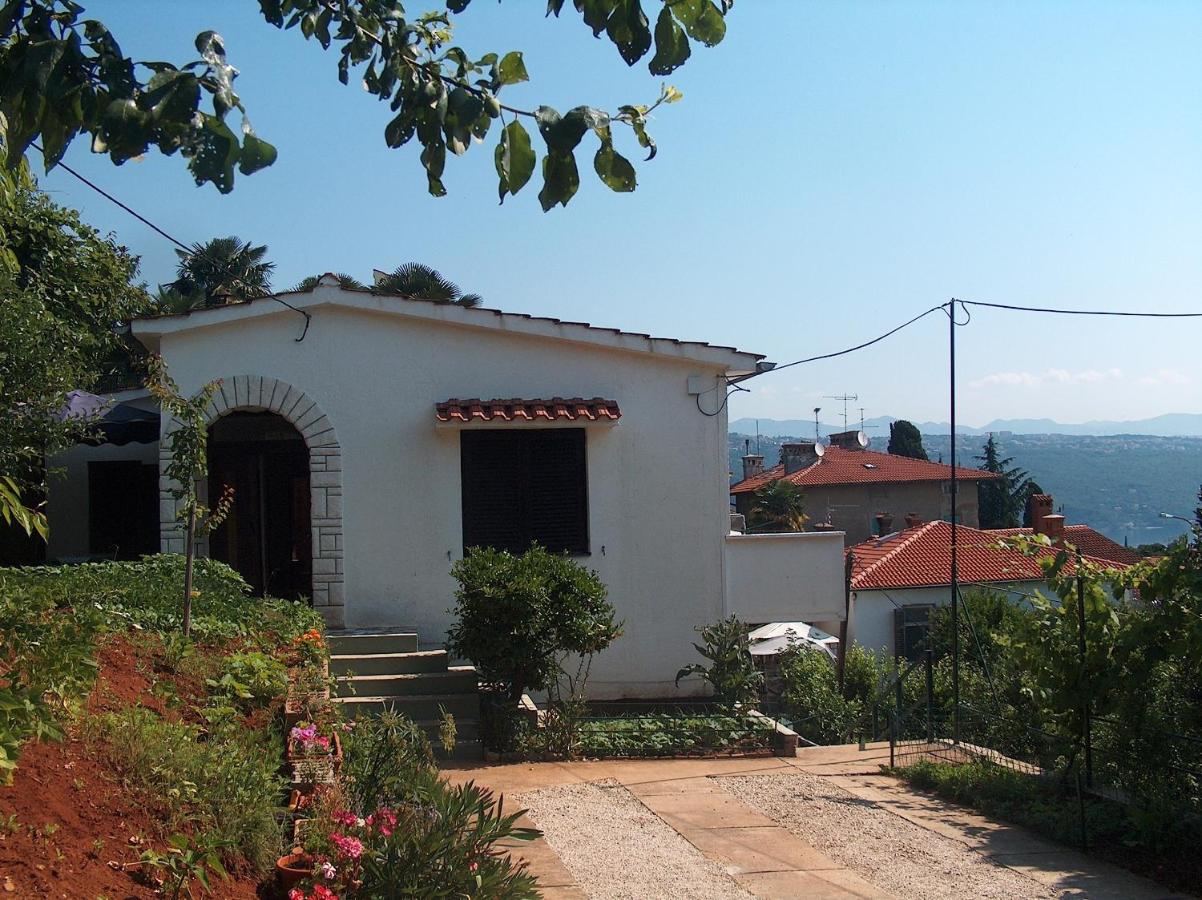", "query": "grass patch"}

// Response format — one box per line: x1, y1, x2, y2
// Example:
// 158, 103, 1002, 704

895, 758, 1202, 894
